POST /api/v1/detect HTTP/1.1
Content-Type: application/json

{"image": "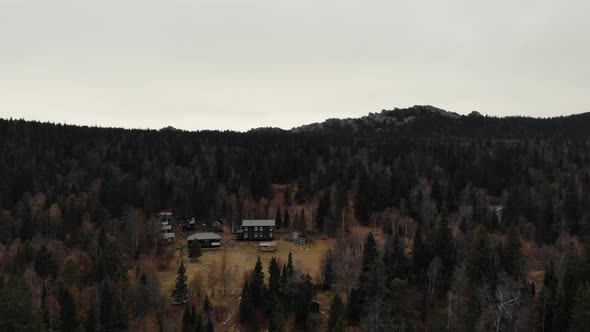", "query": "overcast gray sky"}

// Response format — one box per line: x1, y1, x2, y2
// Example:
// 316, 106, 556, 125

1, 0, 589, 131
